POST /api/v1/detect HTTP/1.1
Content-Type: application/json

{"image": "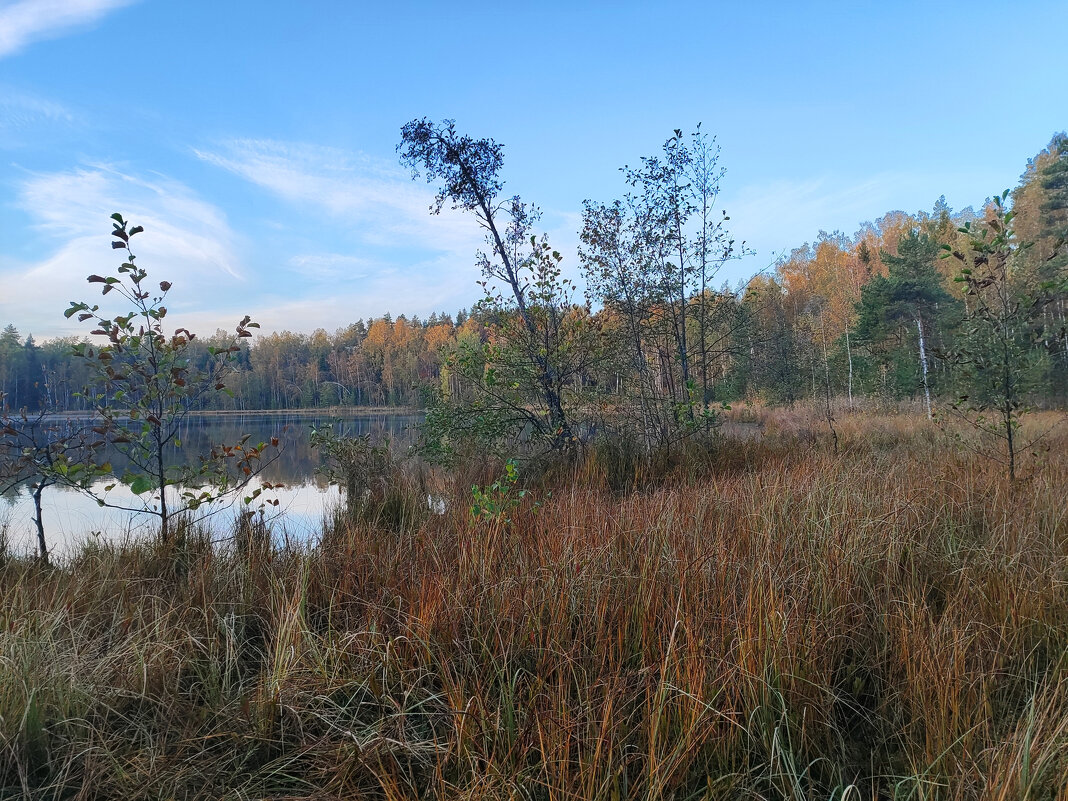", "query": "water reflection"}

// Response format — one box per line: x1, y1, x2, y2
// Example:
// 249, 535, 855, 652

0, 412, 421, 553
